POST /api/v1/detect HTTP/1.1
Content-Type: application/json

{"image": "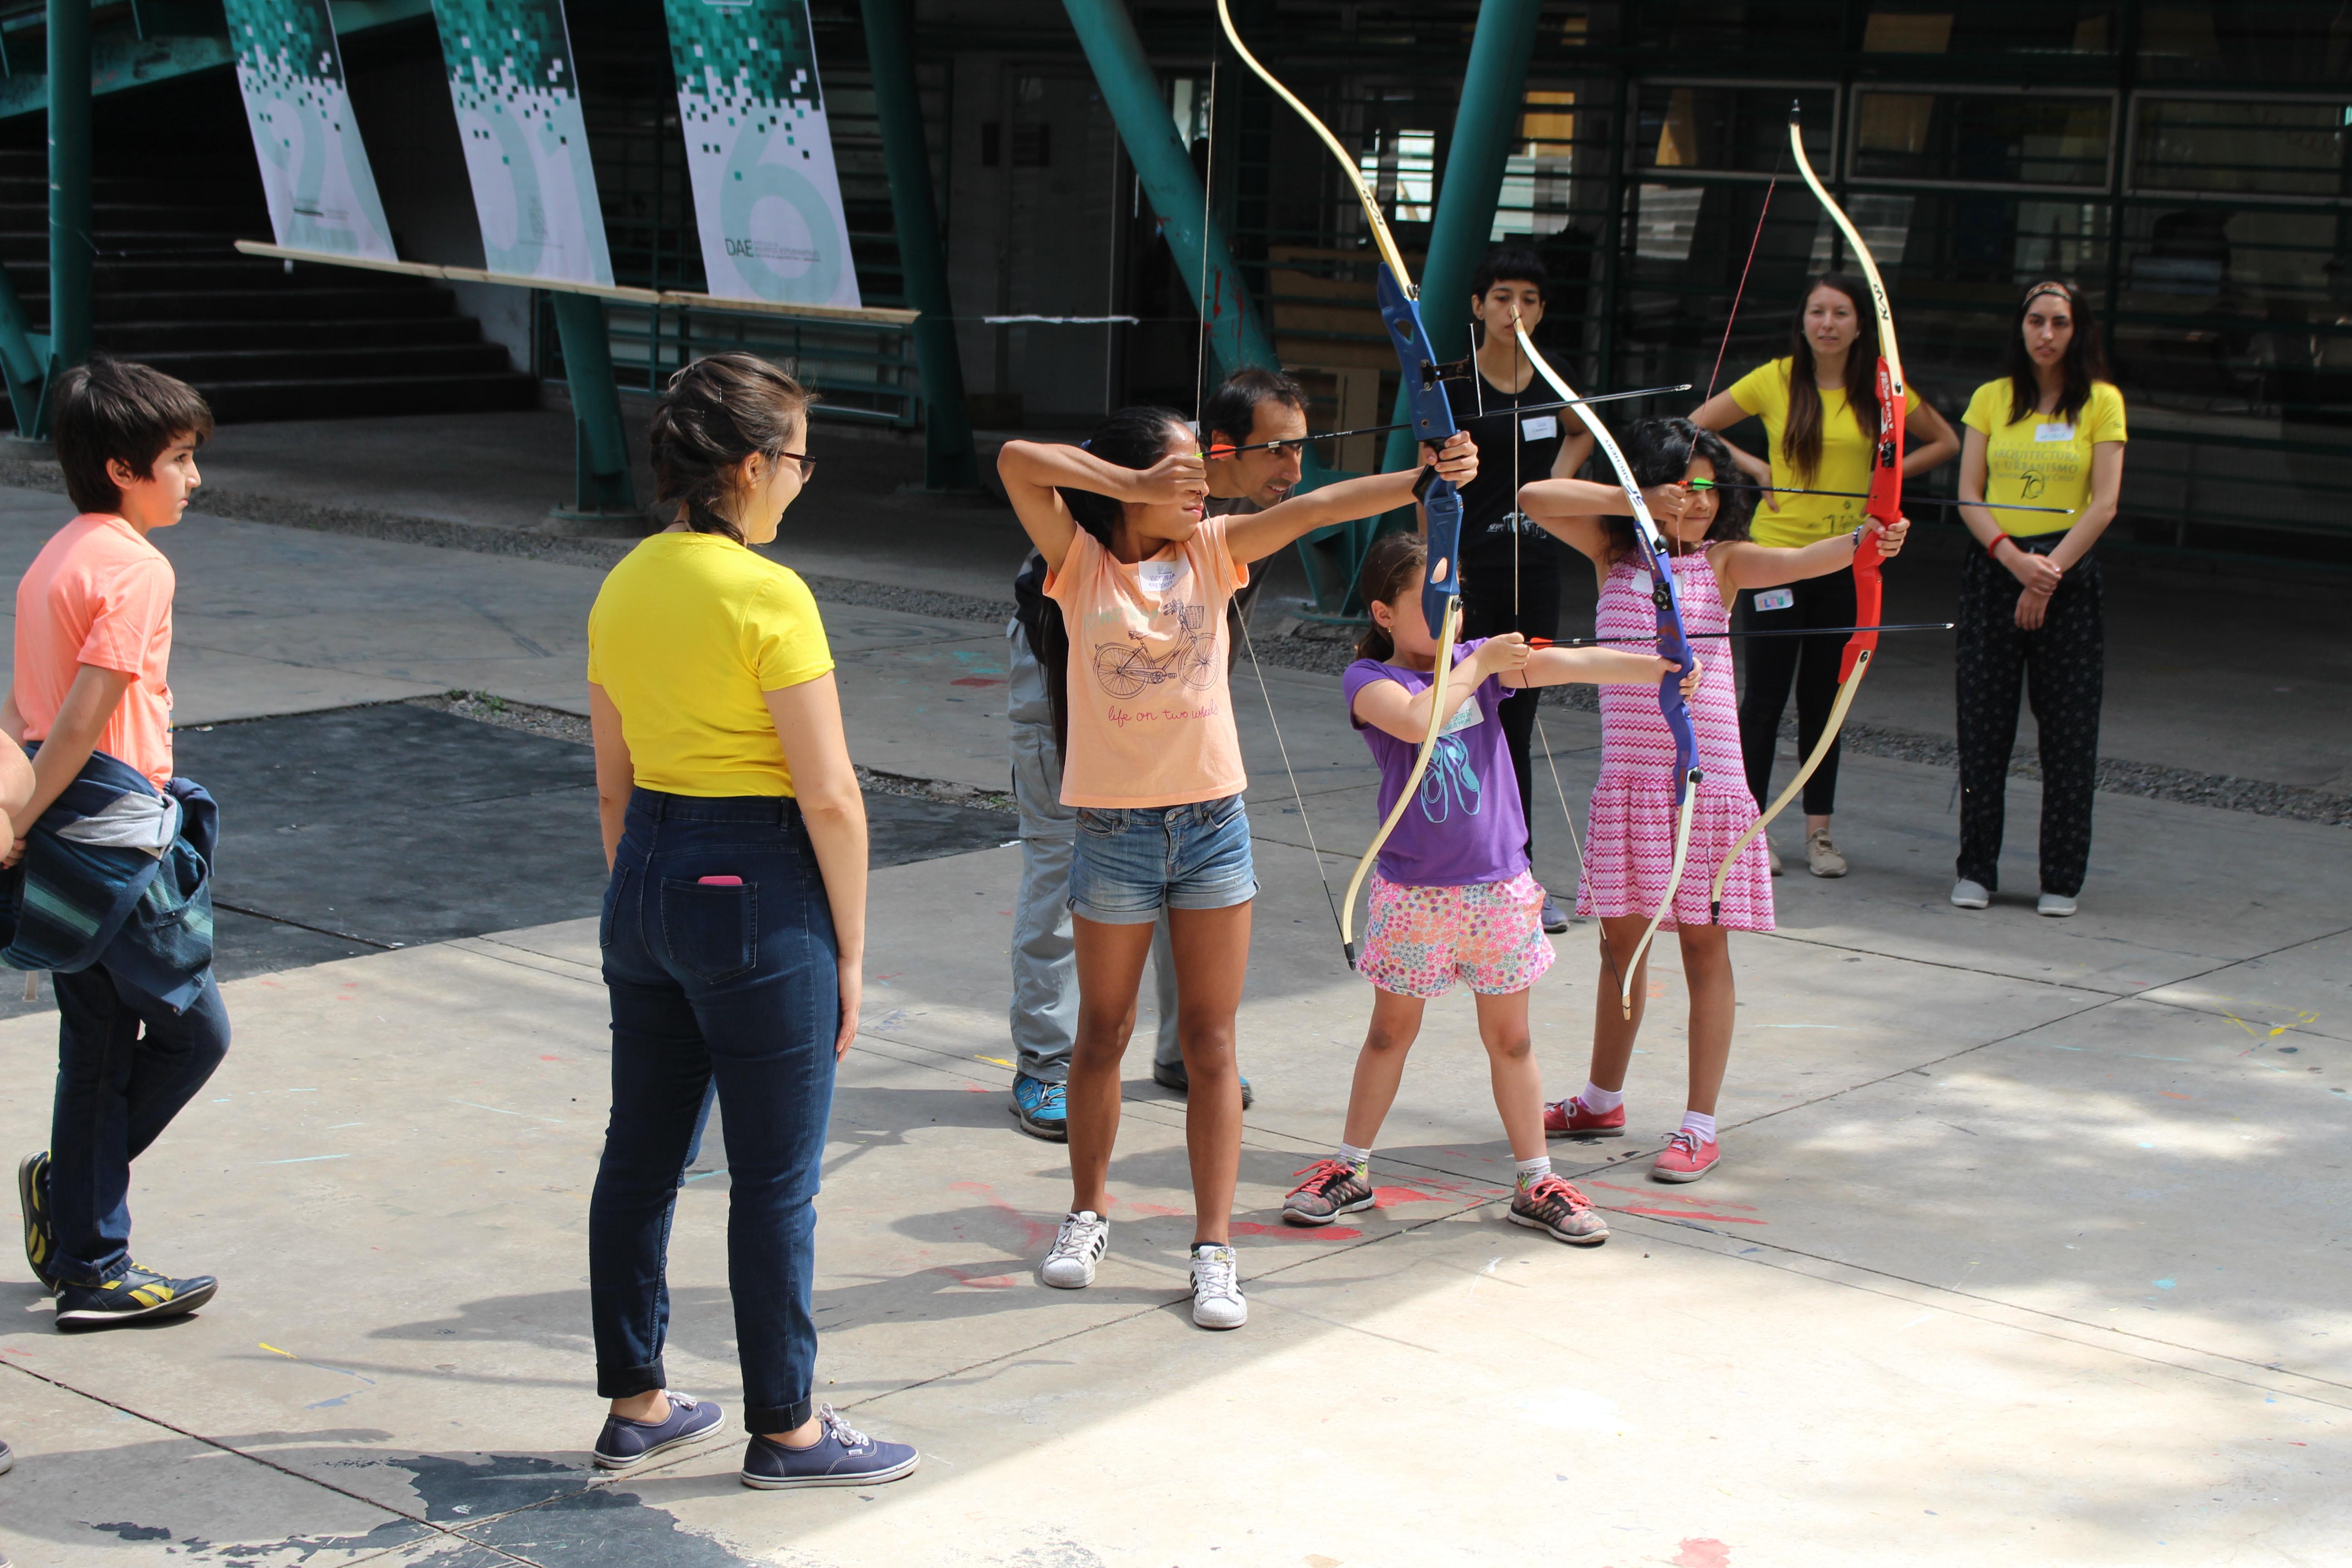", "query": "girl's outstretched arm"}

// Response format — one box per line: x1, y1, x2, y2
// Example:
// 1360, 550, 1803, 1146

995, 440, 1203, 573
1509, 647, 1701, 699
1226, 431, 1478, 566
1714, 516, 1911, 591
